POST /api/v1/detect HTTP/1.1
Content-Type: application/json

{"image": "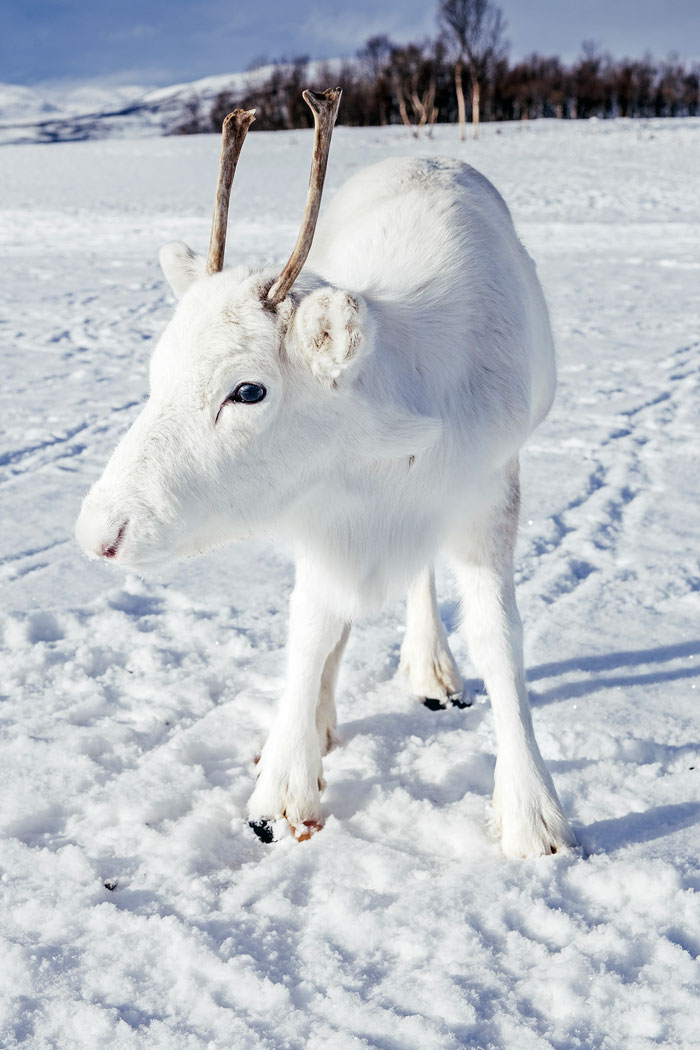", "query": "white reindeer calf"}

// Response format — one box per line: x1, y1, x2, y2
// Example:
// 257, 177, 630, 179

76, 89, 576, 858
